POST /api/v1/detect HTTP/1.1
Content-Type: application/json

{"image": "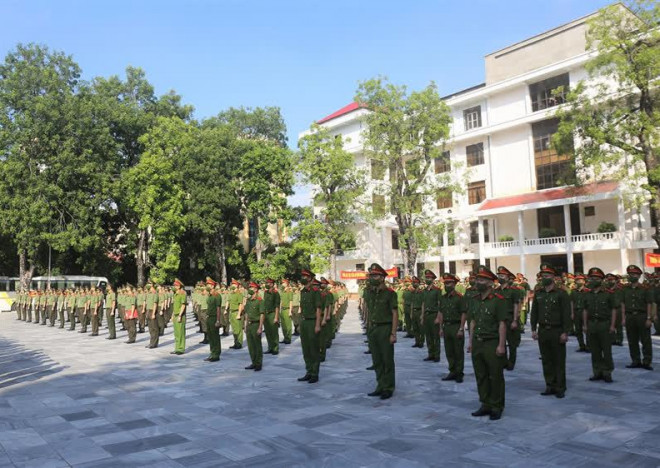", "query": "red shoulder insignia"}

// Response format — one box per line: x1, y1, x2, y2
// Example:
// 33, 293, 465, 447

312, 287, 319, 292
584, 288, 591, 293
455, 291, 463, 297
387, 287, 395, 292
493, 293, 504, 299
